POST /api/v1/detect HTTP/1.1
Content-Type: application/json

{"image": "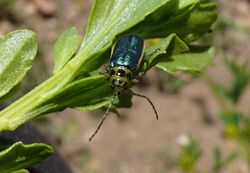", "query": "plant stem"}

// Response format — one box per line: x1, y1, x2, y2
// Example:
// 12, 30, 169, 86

0, 44, 93, 131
